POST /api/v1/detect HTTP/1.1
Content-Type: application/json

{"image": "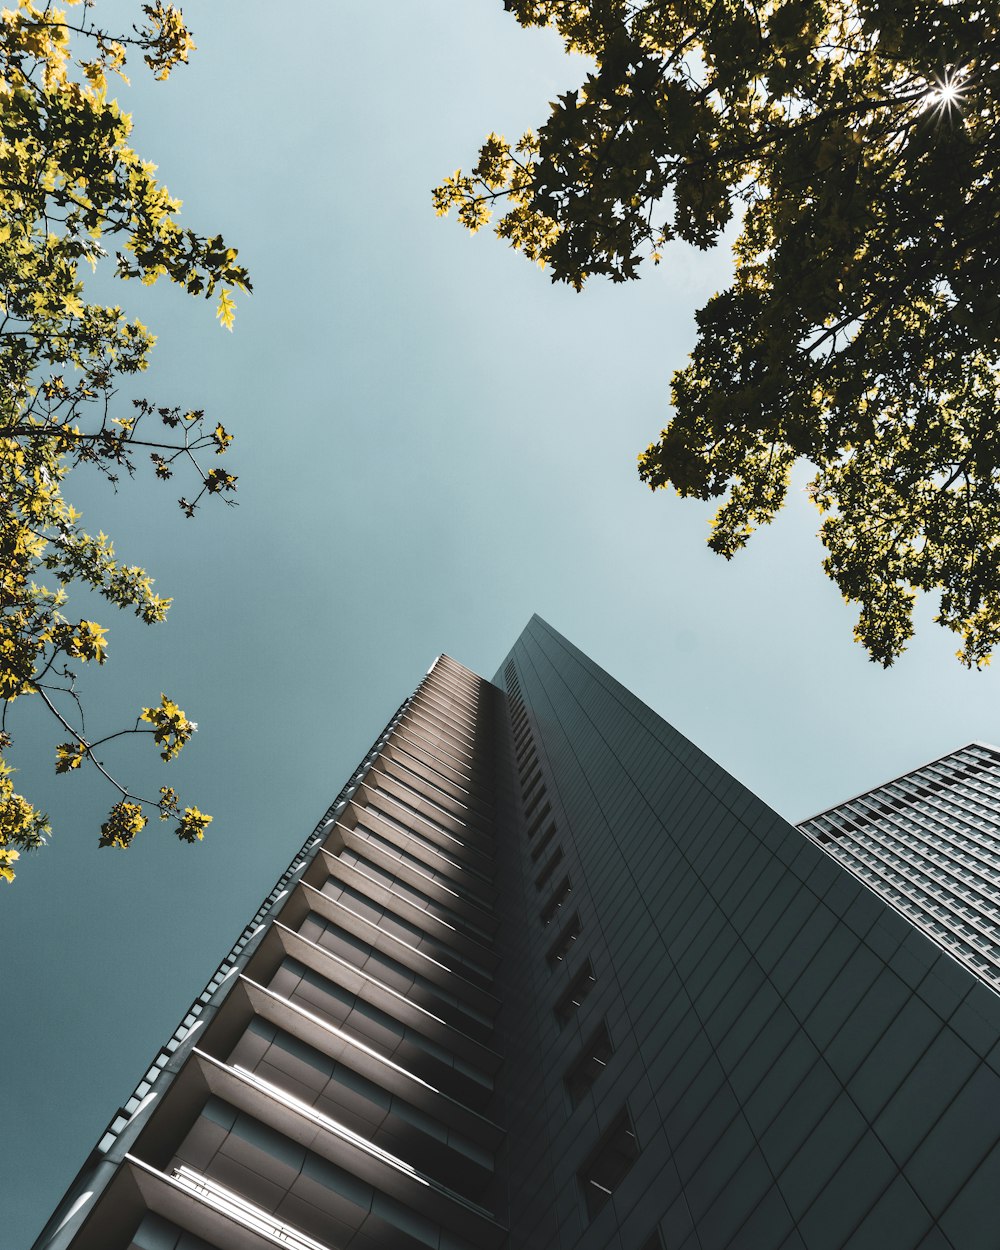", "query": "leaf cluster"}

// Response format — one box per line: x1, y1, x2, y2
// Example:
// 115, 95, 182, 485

0, 2, 250, 881
439, 0, 1000, 665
